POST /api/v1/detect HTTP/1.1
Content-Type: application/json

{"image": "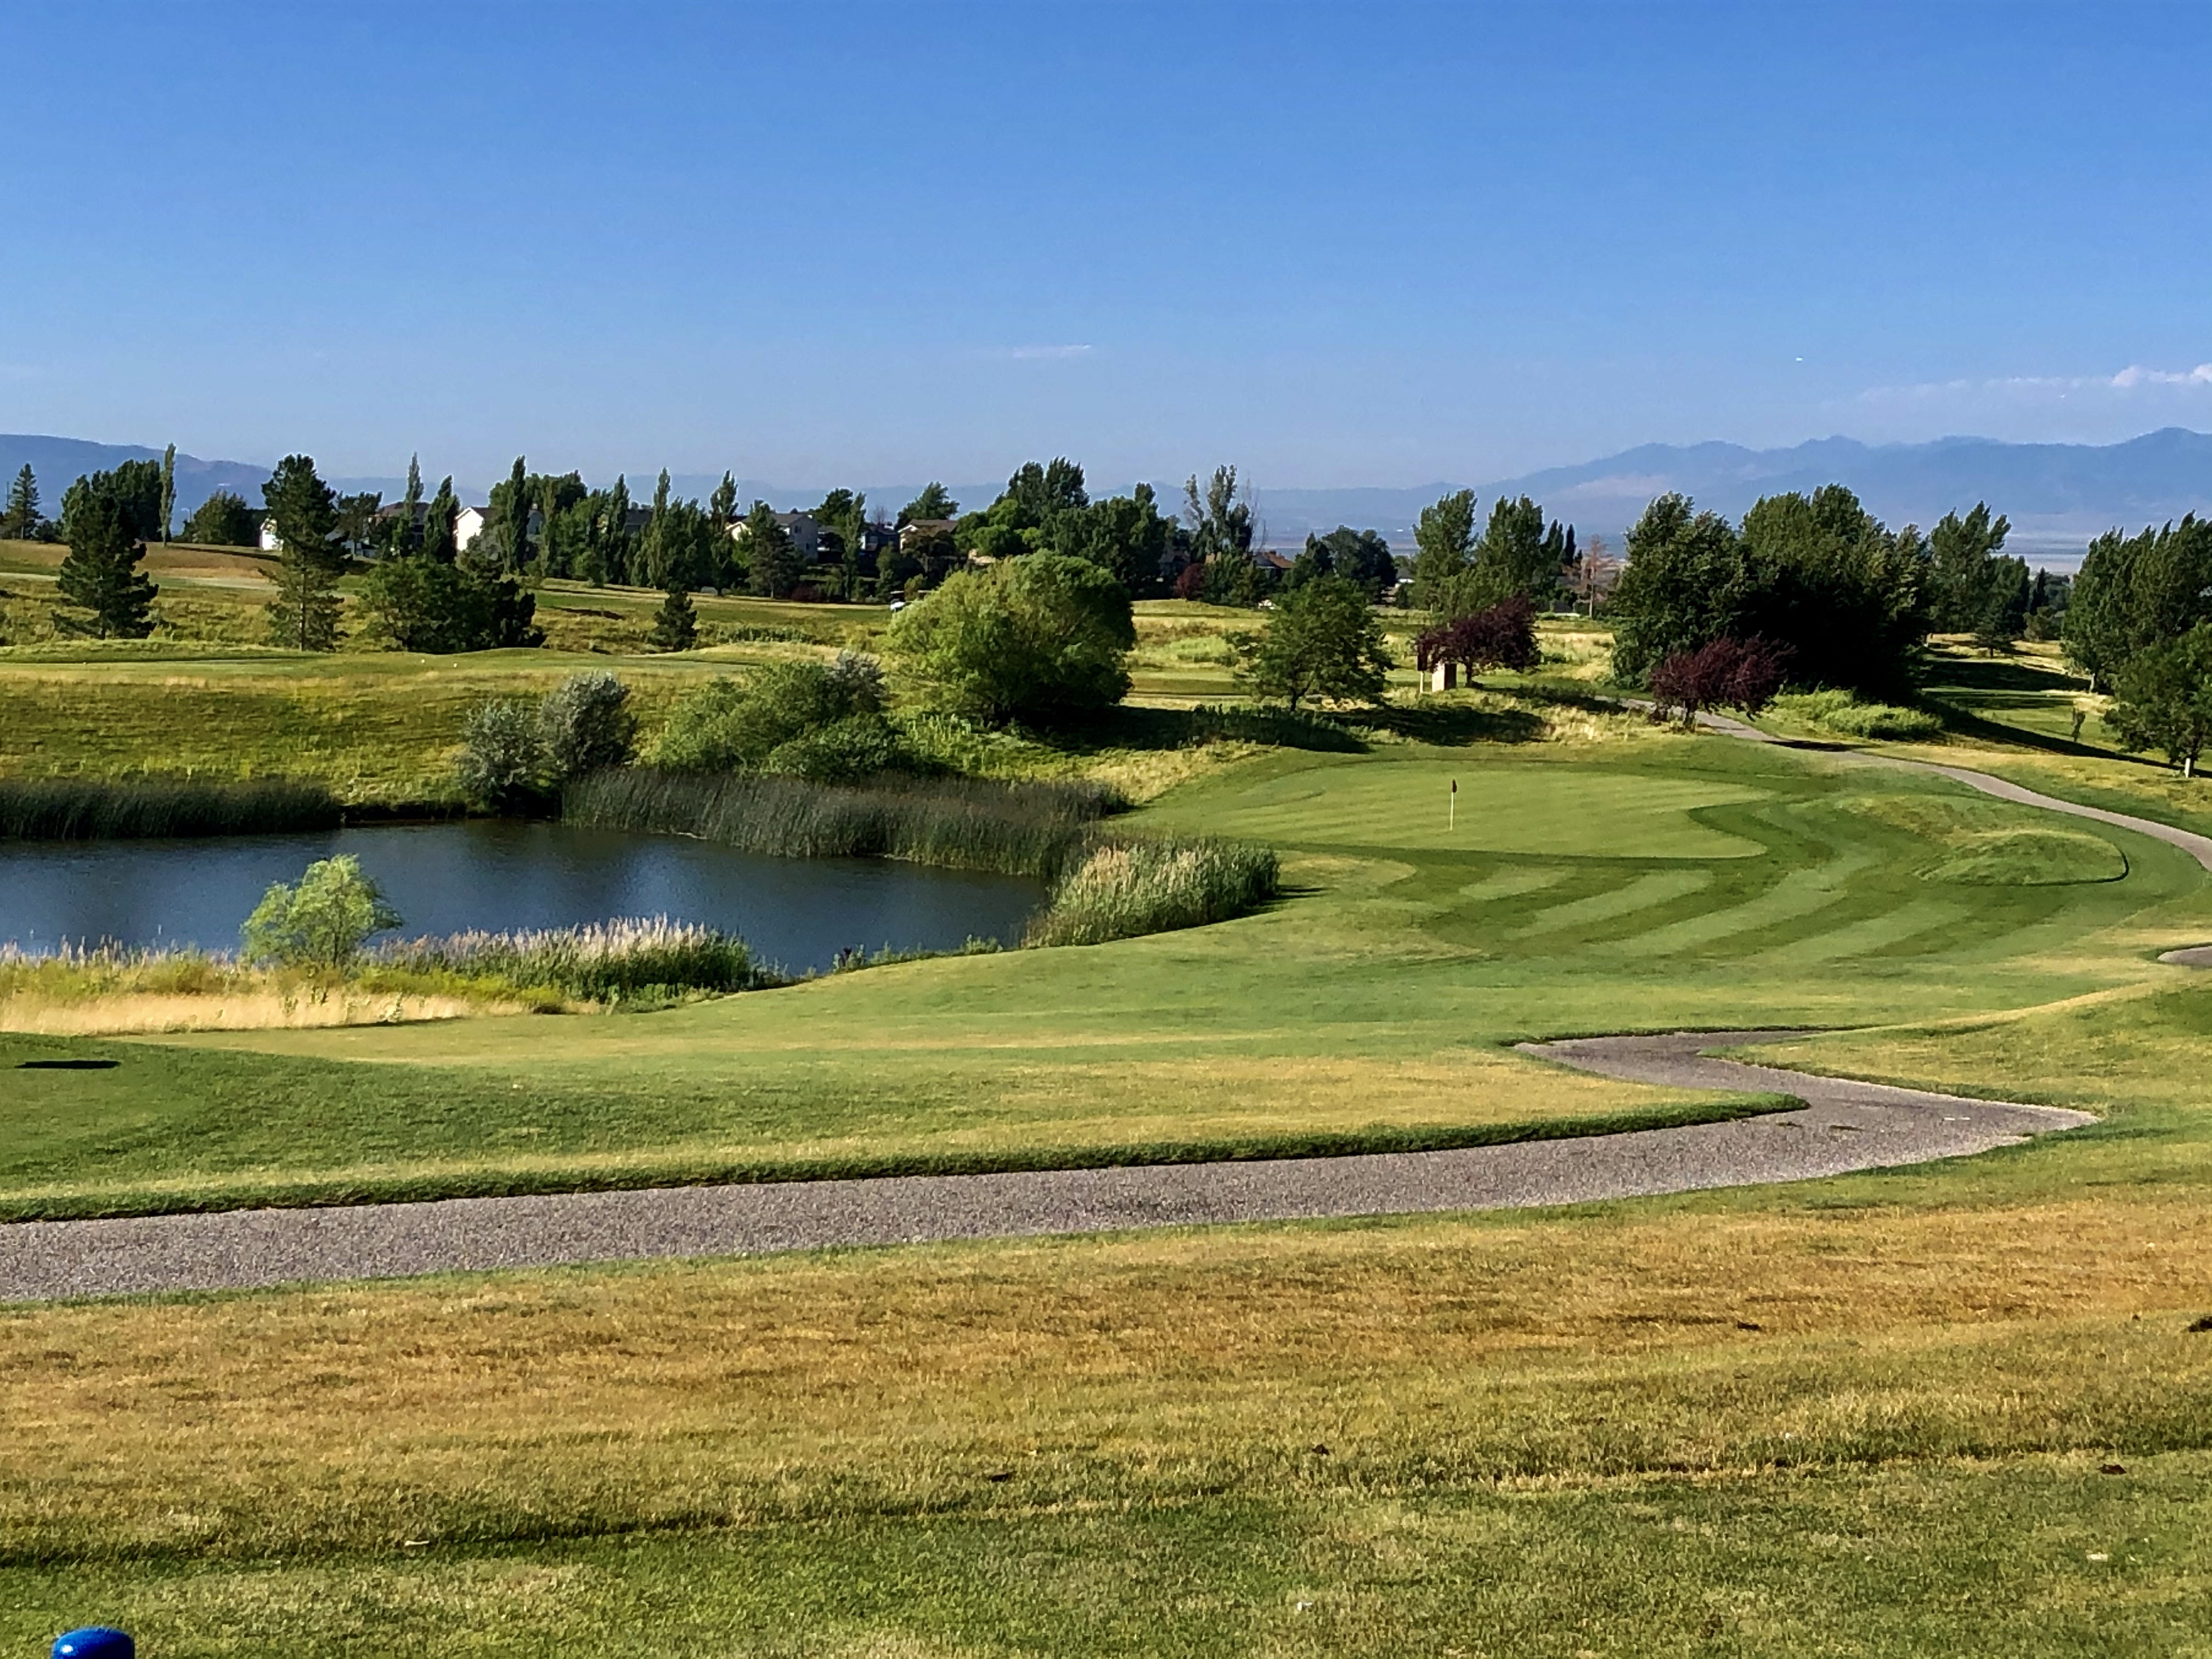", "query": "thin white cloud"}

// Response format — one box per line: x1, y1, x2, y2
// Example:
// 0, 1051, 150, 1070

1856, 363, 2212, 403
1007, 344, 1094, 360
